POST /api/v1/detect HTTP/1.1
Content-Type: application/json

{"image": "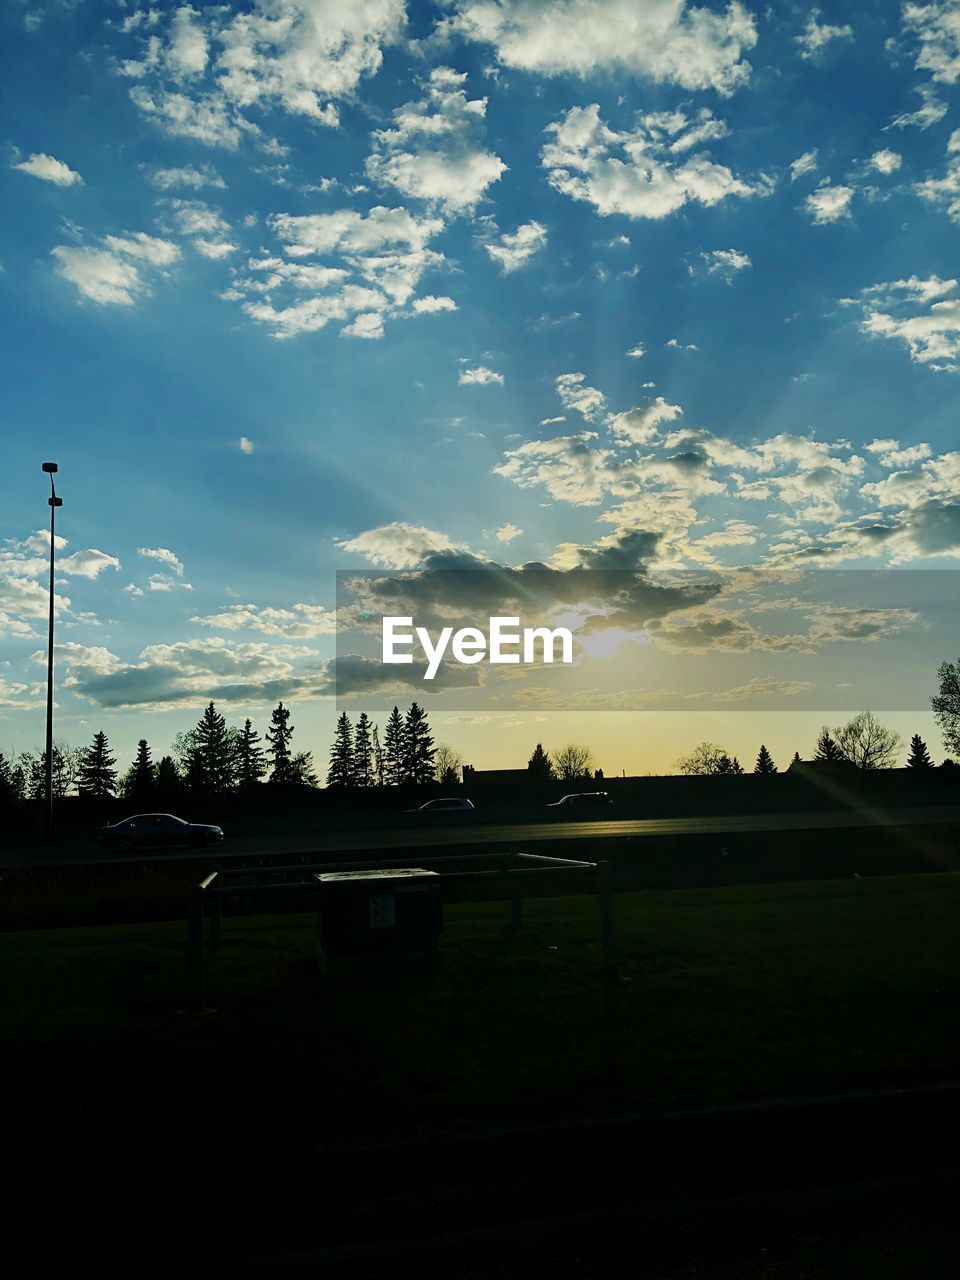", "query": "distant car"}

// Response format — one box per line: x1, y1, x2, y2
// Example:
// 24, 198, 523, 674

99, 813, 224, 852
404, 798, 476, 815
546, 791, 613, 811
